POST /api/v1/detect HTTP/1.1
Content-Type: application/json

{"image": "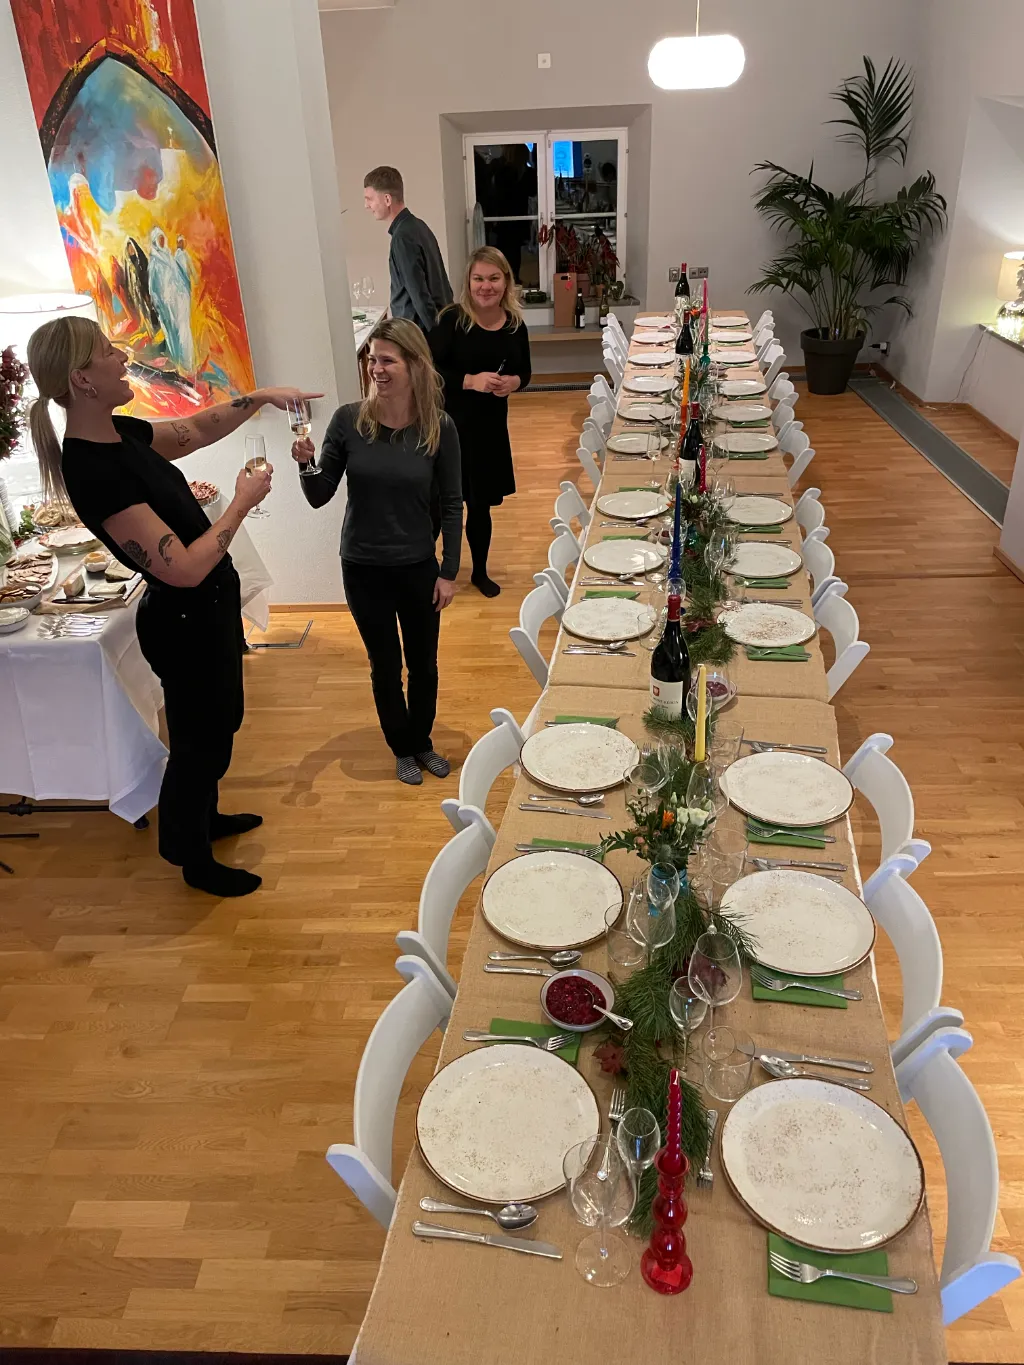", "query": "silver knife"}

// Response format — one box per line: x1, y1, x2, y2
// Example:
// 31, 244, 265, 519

742, 739, 829, 754
412, 1220, 562, 1259
752, 857, 848, 871
514, 842, 598, 854
761, 1048, 874, 1075
562, 647, 637, 657
518, 803, 611, 820
484, 964, 556, 977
